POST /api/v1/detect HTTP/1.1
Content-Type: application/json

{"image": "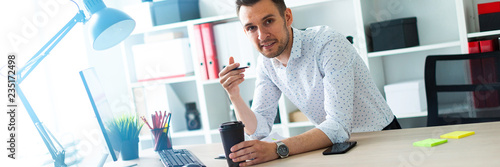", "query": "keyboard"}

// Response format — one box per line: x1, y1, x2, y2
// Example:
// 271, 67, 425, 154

158, 149, 206, 167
